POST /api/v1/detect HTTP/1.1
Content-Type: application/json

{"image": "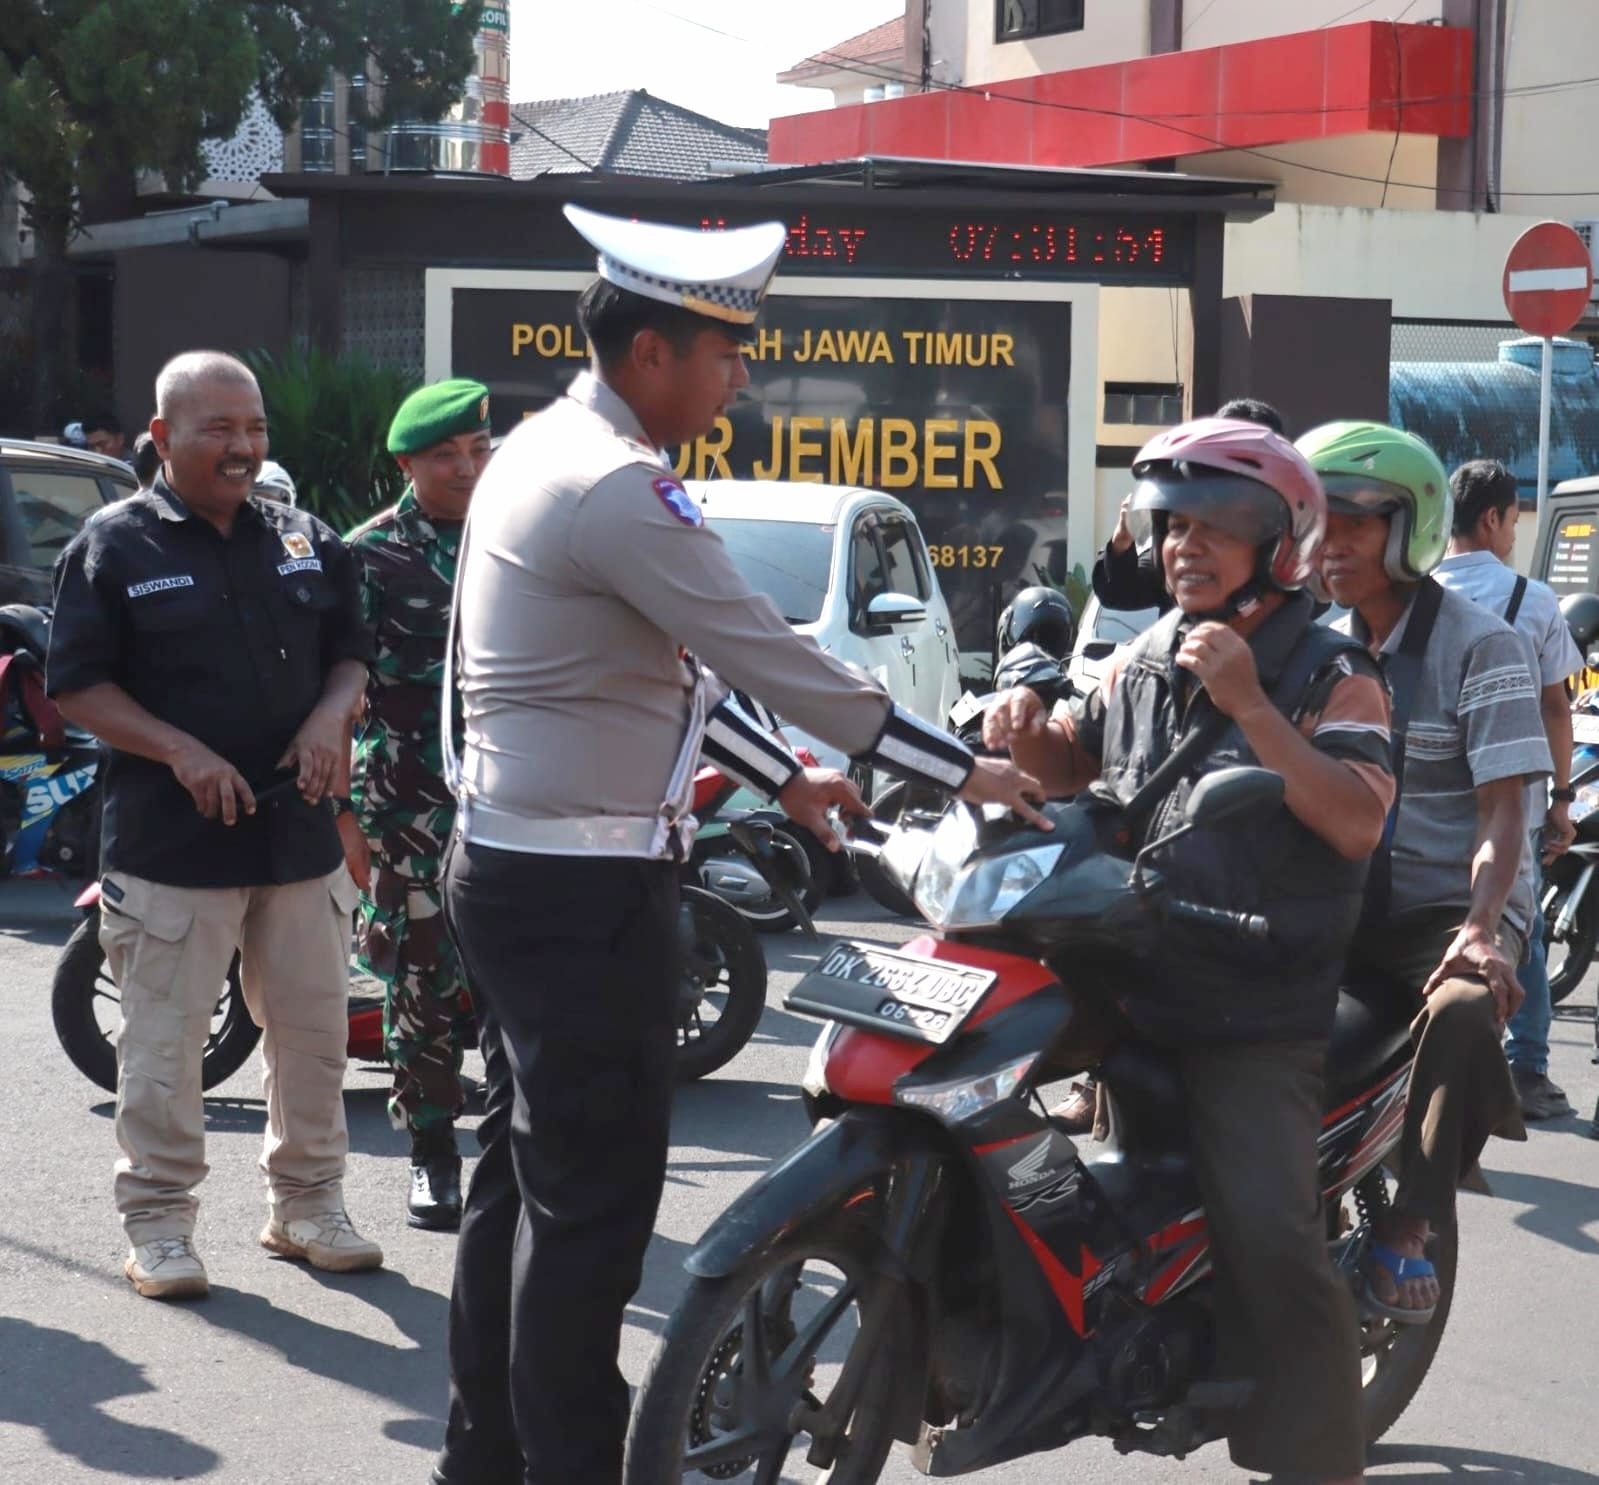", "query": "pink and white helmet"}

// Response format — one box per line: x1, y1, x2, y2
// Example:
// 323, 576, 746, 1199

1131, 417, 1327, 591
